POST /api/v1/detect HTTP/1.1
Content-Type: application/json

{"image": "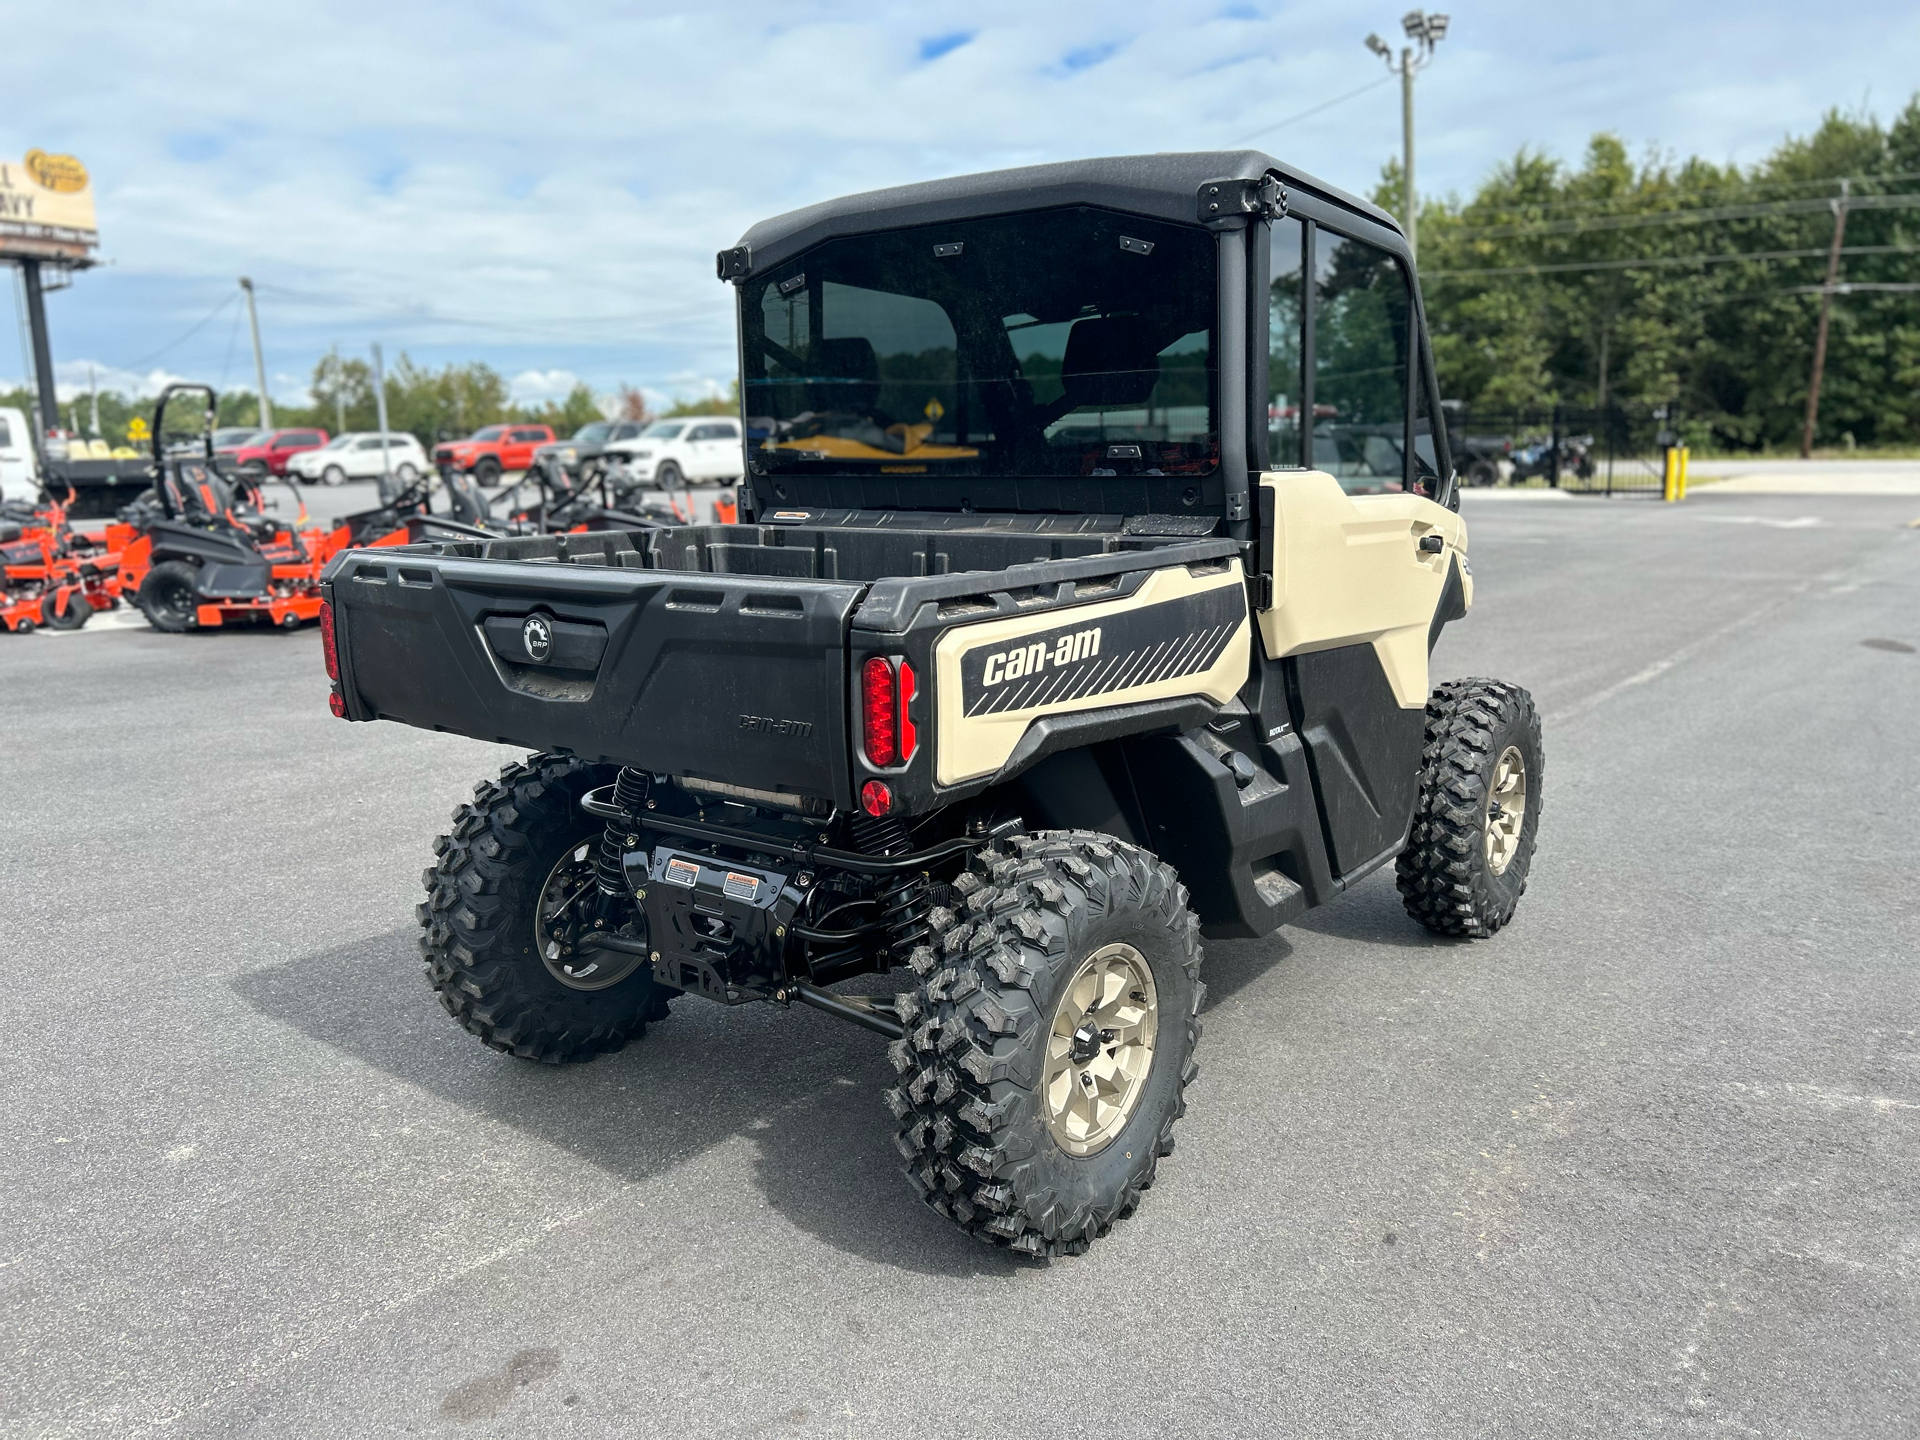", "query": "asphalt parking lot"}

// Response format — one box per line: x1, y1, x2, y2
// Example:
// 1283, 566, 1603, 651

3, 488, 1917, 1438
